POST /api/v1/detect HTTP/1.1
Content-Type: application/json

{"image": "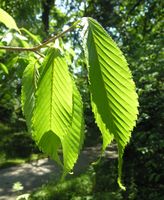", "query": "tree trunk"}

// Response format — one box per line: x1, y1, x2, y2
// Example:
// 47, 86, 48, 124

42, 0, 55, 34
